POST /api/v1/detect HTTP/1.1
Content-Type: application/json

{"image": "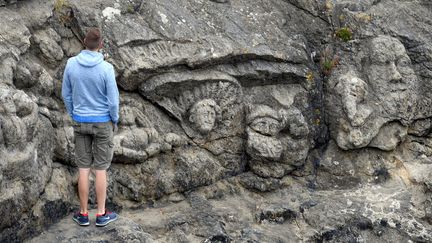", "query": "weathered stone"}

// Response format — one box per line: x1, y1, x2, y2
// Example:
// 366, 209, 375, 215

14, 58, 54, 96
32, 28, 64, 65
369, 122, 408, 151
2, 0, 432, 242
28, 213, 156, 243
0, 9, 31, 86
237, 172, 281, 192
409, 118, 432, 136
255, 204, 297, 224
